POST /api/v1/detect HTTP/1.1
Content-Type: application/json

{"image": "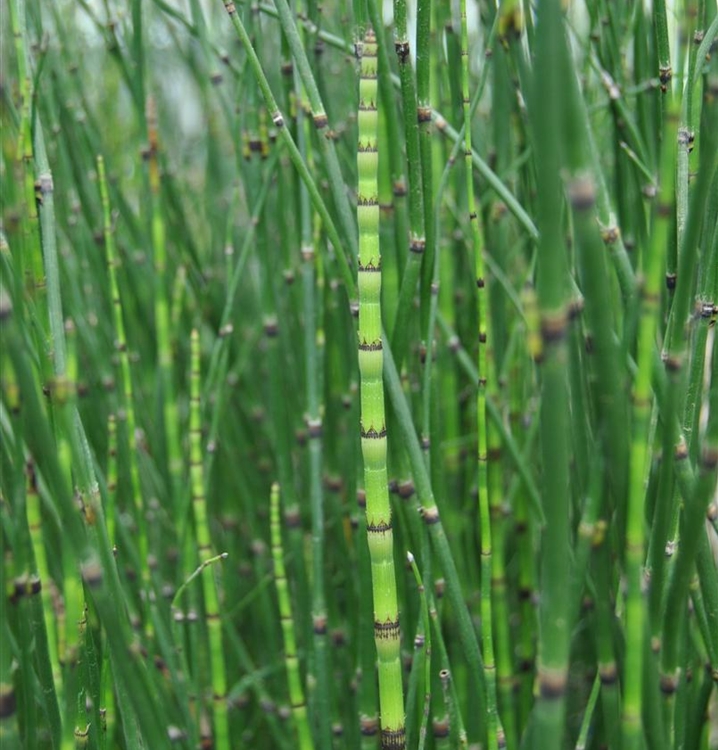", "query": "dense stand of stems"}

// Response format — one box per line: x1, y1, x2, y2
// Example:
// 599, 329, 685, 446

3, 2, 718, 748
